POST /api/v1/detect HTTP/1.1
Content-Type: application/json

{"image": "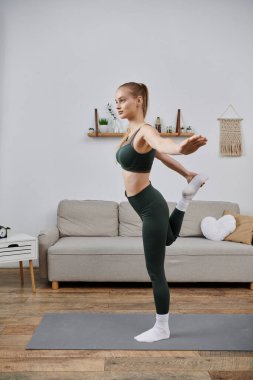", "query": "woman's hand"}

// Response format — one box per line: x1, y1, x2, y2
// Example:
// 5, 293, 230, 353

179, 135, 207, 155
